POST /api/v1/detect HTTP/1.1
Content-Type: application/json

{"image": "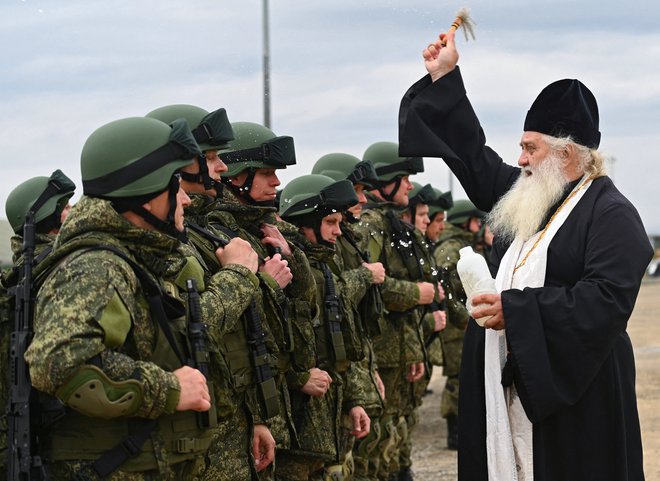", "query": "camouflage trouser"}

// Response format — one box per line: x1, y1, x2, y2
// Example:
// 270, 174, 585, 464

201, 406, 257, 481
369, 367, 403, 480
351, 418, 381, 481
276, 452, 325, 481
47, 456, 206, 481
440, 329, 463, 419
